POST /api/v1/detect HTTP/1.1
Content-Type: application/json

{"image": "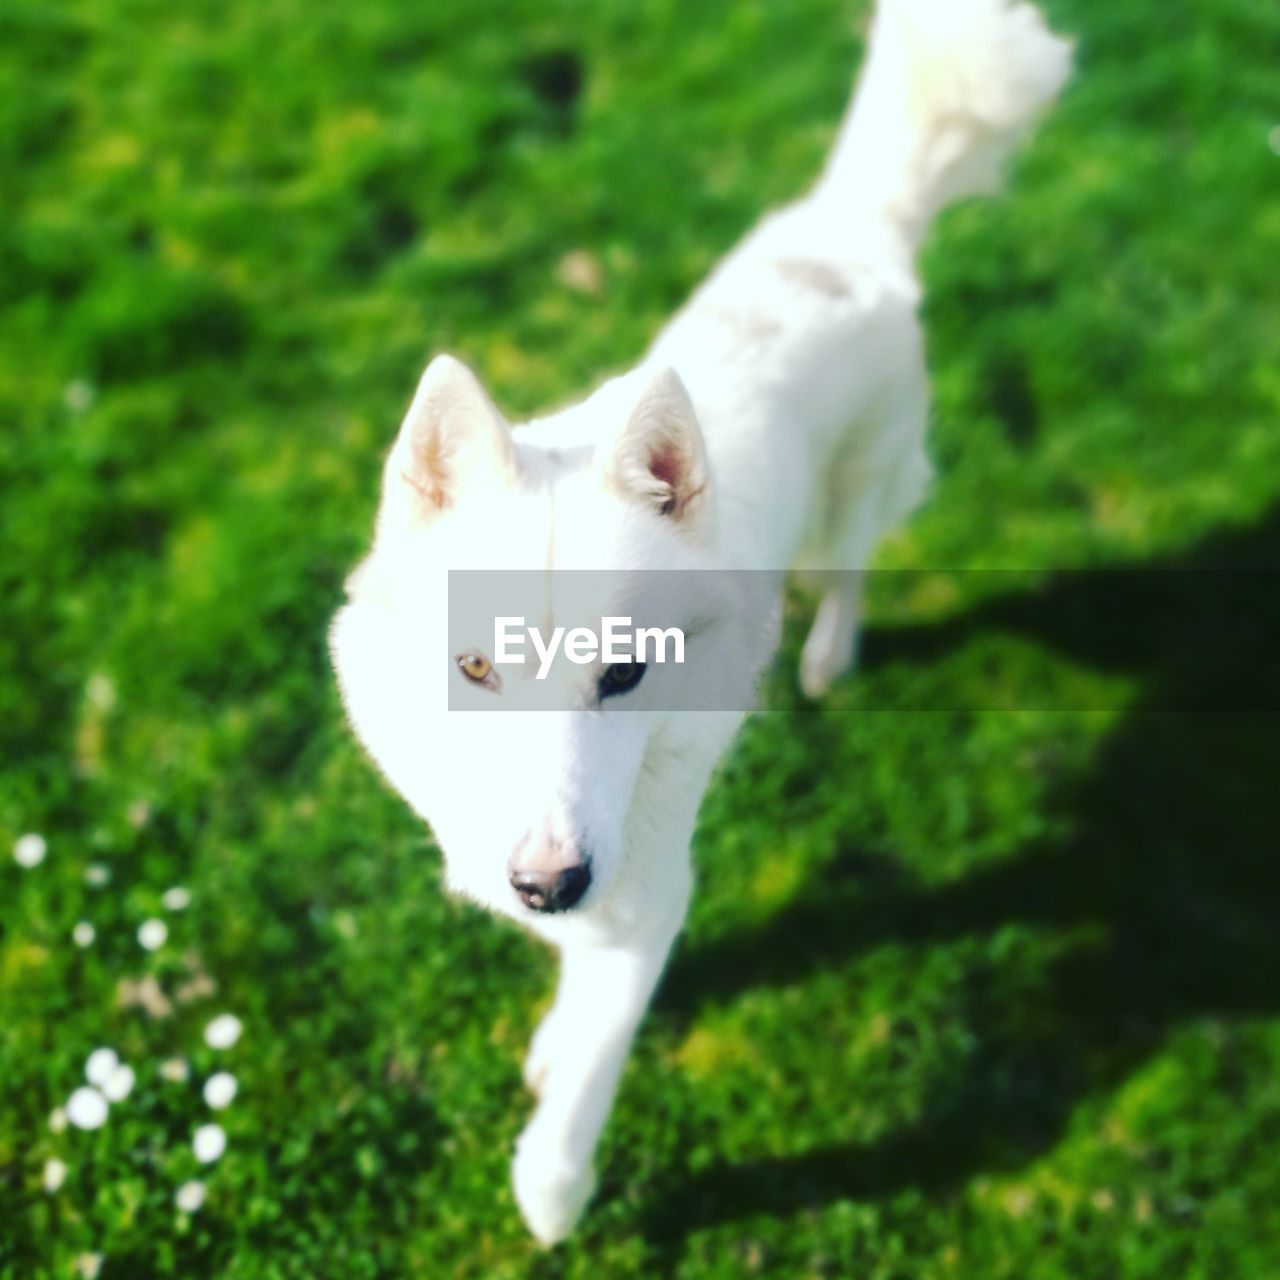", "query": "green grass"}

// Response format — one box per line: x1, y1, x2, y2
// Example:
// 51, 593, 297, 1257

3, 0, 1280, 1275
